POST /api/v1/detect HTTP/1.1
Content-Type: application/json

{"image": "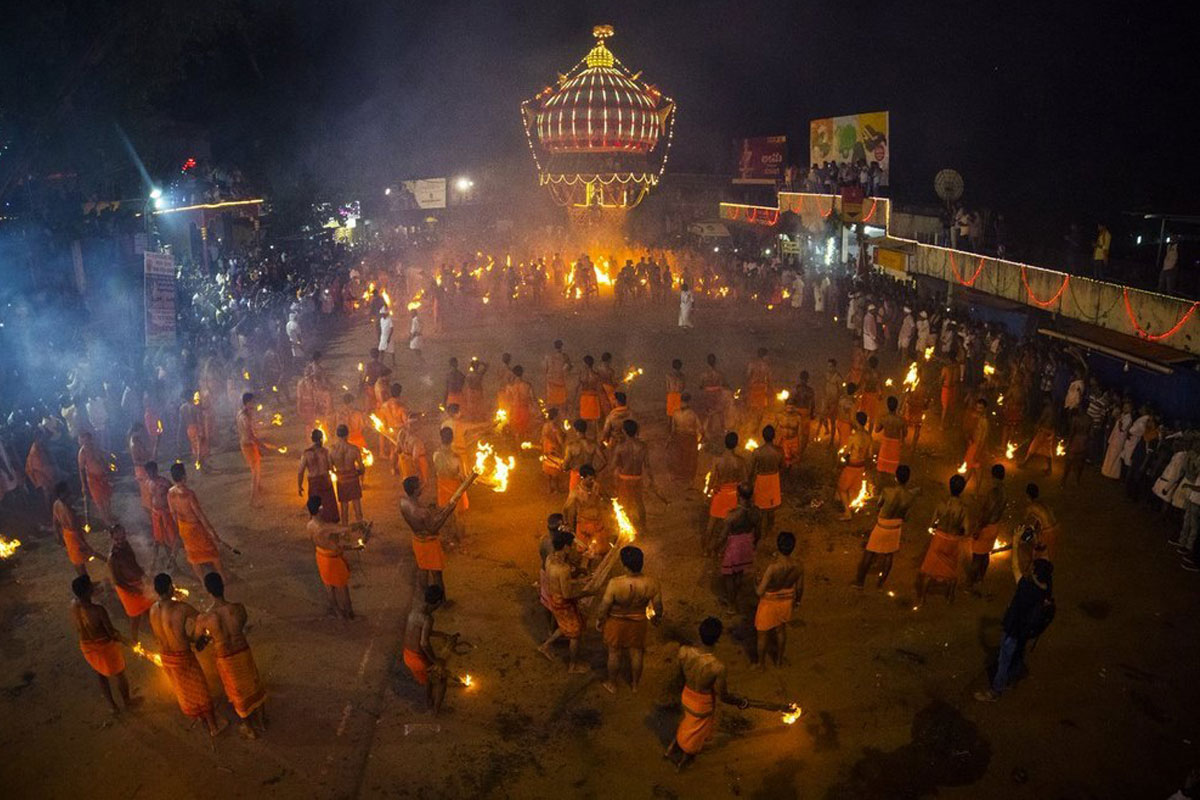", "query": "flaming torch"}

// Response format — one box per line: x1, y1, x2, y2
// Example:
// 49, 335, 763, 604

776, 389, 790, 402
1055, 440, 1066, 457
903, 361, 920, 389
0, 536, 22, 559
848, 480, 874, 512
1005, 441, 1018, 459
131, 642, 164, 668
473, 441, 515, 492
744, 438, 760, 452
622, 367, 644, 384
923, 346, 934, 361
